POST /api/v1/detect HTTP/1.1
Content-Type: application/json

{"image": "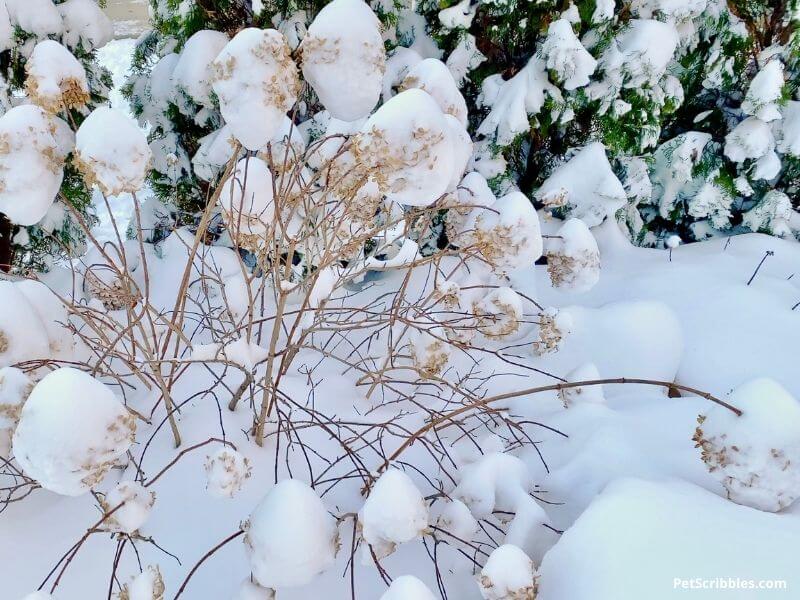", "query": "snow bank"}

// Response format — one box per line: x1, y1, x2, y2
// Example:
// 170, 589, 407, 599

245, 479, 338, 589
75, 107, 152, 195
12, 368, 135, 496
211, 28, 299, 151
25, 40, 89, 113
301, 0, 385, 121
